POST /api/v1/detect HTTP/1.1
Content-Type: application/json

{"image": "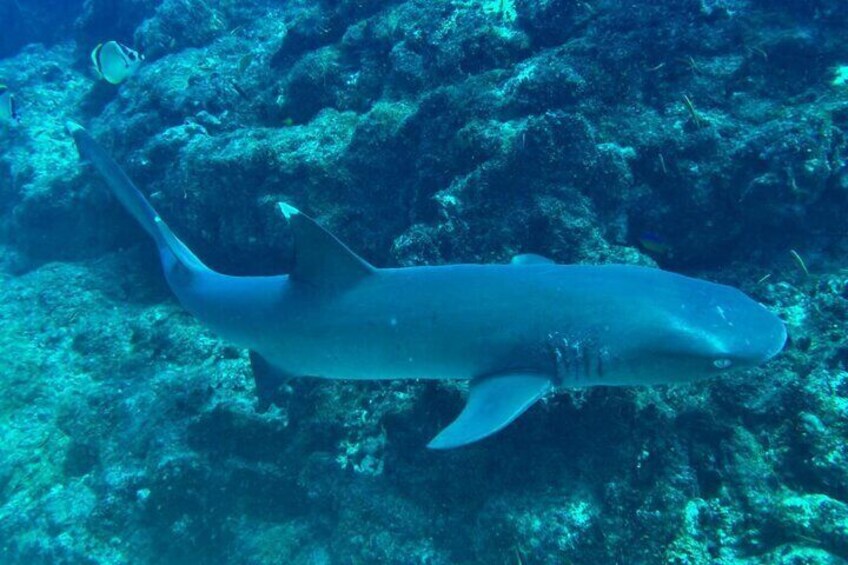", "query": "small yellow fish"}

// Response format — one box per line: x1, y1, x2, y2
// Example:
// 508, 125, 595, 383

237, 53, 254, 76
